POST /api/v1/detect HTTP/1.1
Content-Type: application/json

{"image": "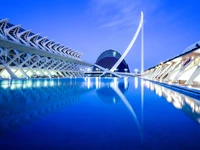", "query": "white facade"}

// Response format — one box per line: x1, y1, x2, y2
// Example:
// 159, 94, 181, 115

142, 44, 200, 88
0, 19, 92, 79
